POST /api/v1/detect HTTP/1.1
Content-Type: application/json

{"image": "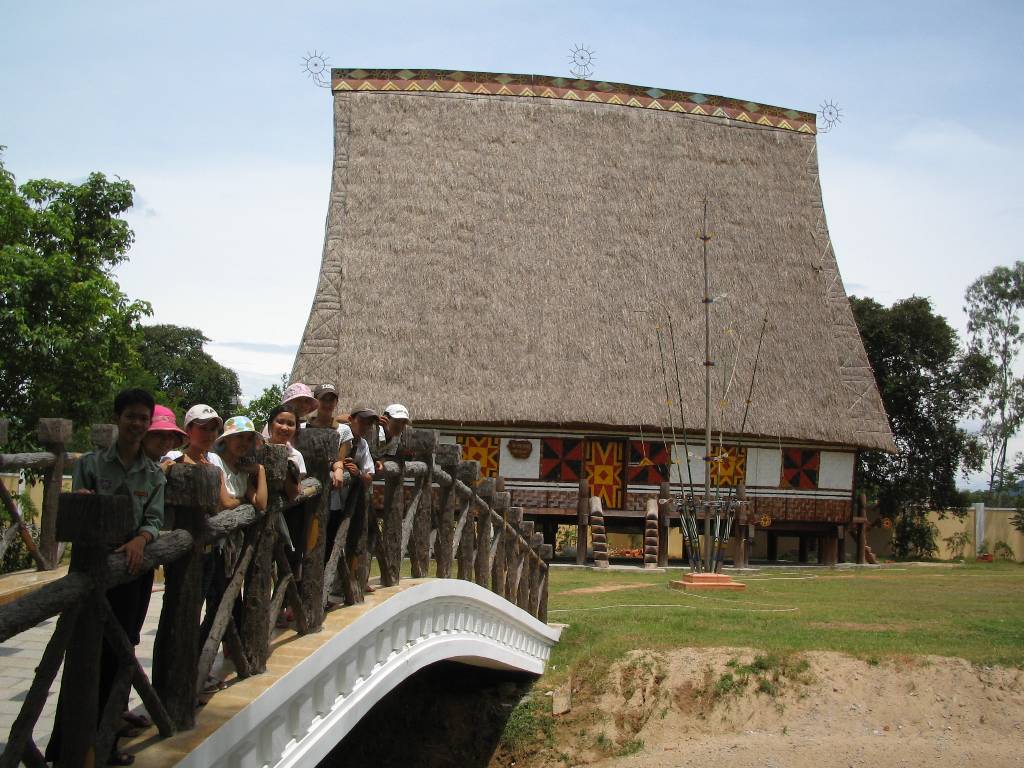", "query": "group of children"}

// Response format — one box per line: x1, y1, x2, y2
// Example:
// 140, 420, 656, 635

53, 382, 411, 766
